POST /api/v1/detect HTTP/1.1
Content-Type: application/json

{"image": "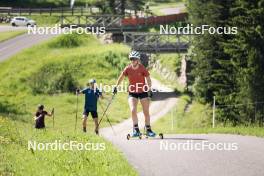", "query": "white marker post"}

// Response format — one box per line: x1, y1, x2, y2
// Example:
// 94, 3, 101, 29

171, 109, 174, 131
70, 0, 75, 8
212, 96, 216, 128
